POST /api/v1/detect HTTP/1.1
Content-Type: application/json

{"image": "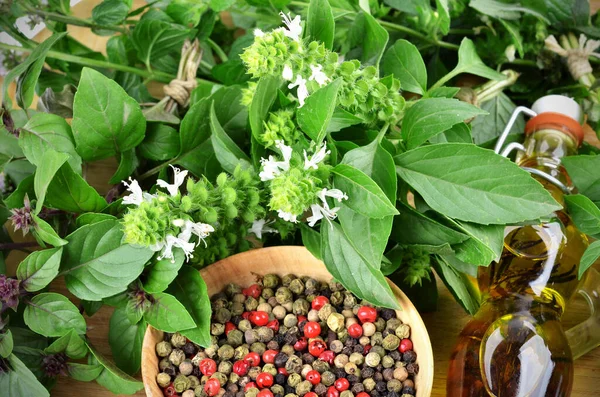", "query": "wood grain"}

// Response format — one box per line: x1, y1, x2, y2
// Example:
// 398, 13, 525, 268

1, 0, 599, 396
